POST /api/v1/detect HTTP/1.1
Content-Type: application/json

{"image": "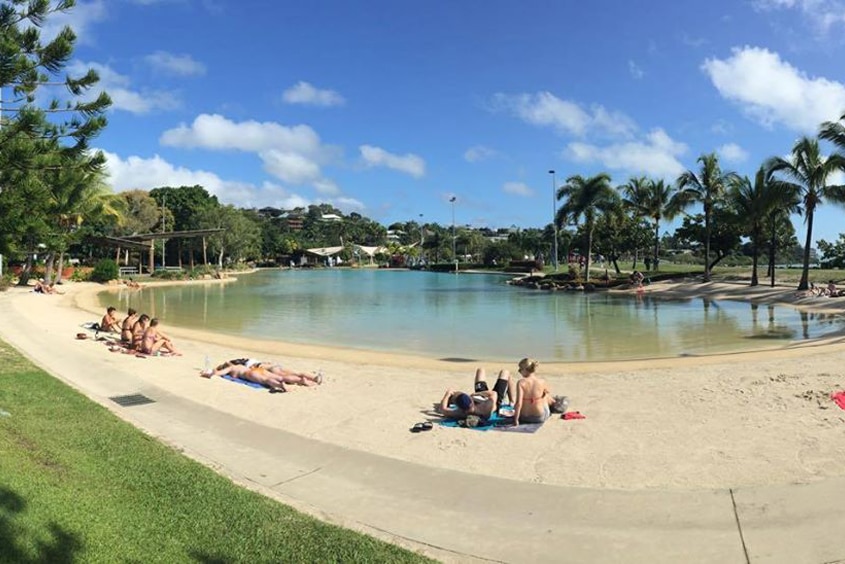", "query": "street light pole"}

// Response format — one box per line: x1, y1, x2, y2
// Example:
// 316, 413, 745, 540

549, 170, 559, 271
449, 196, 457, 270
